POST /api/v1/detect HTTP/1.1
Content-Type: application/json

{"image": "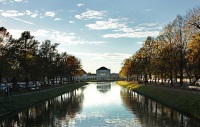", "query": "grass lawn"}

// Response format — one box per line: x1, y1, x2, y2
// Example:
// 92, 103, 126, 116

0, 82, 88, 116
117, 81, 200, 119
